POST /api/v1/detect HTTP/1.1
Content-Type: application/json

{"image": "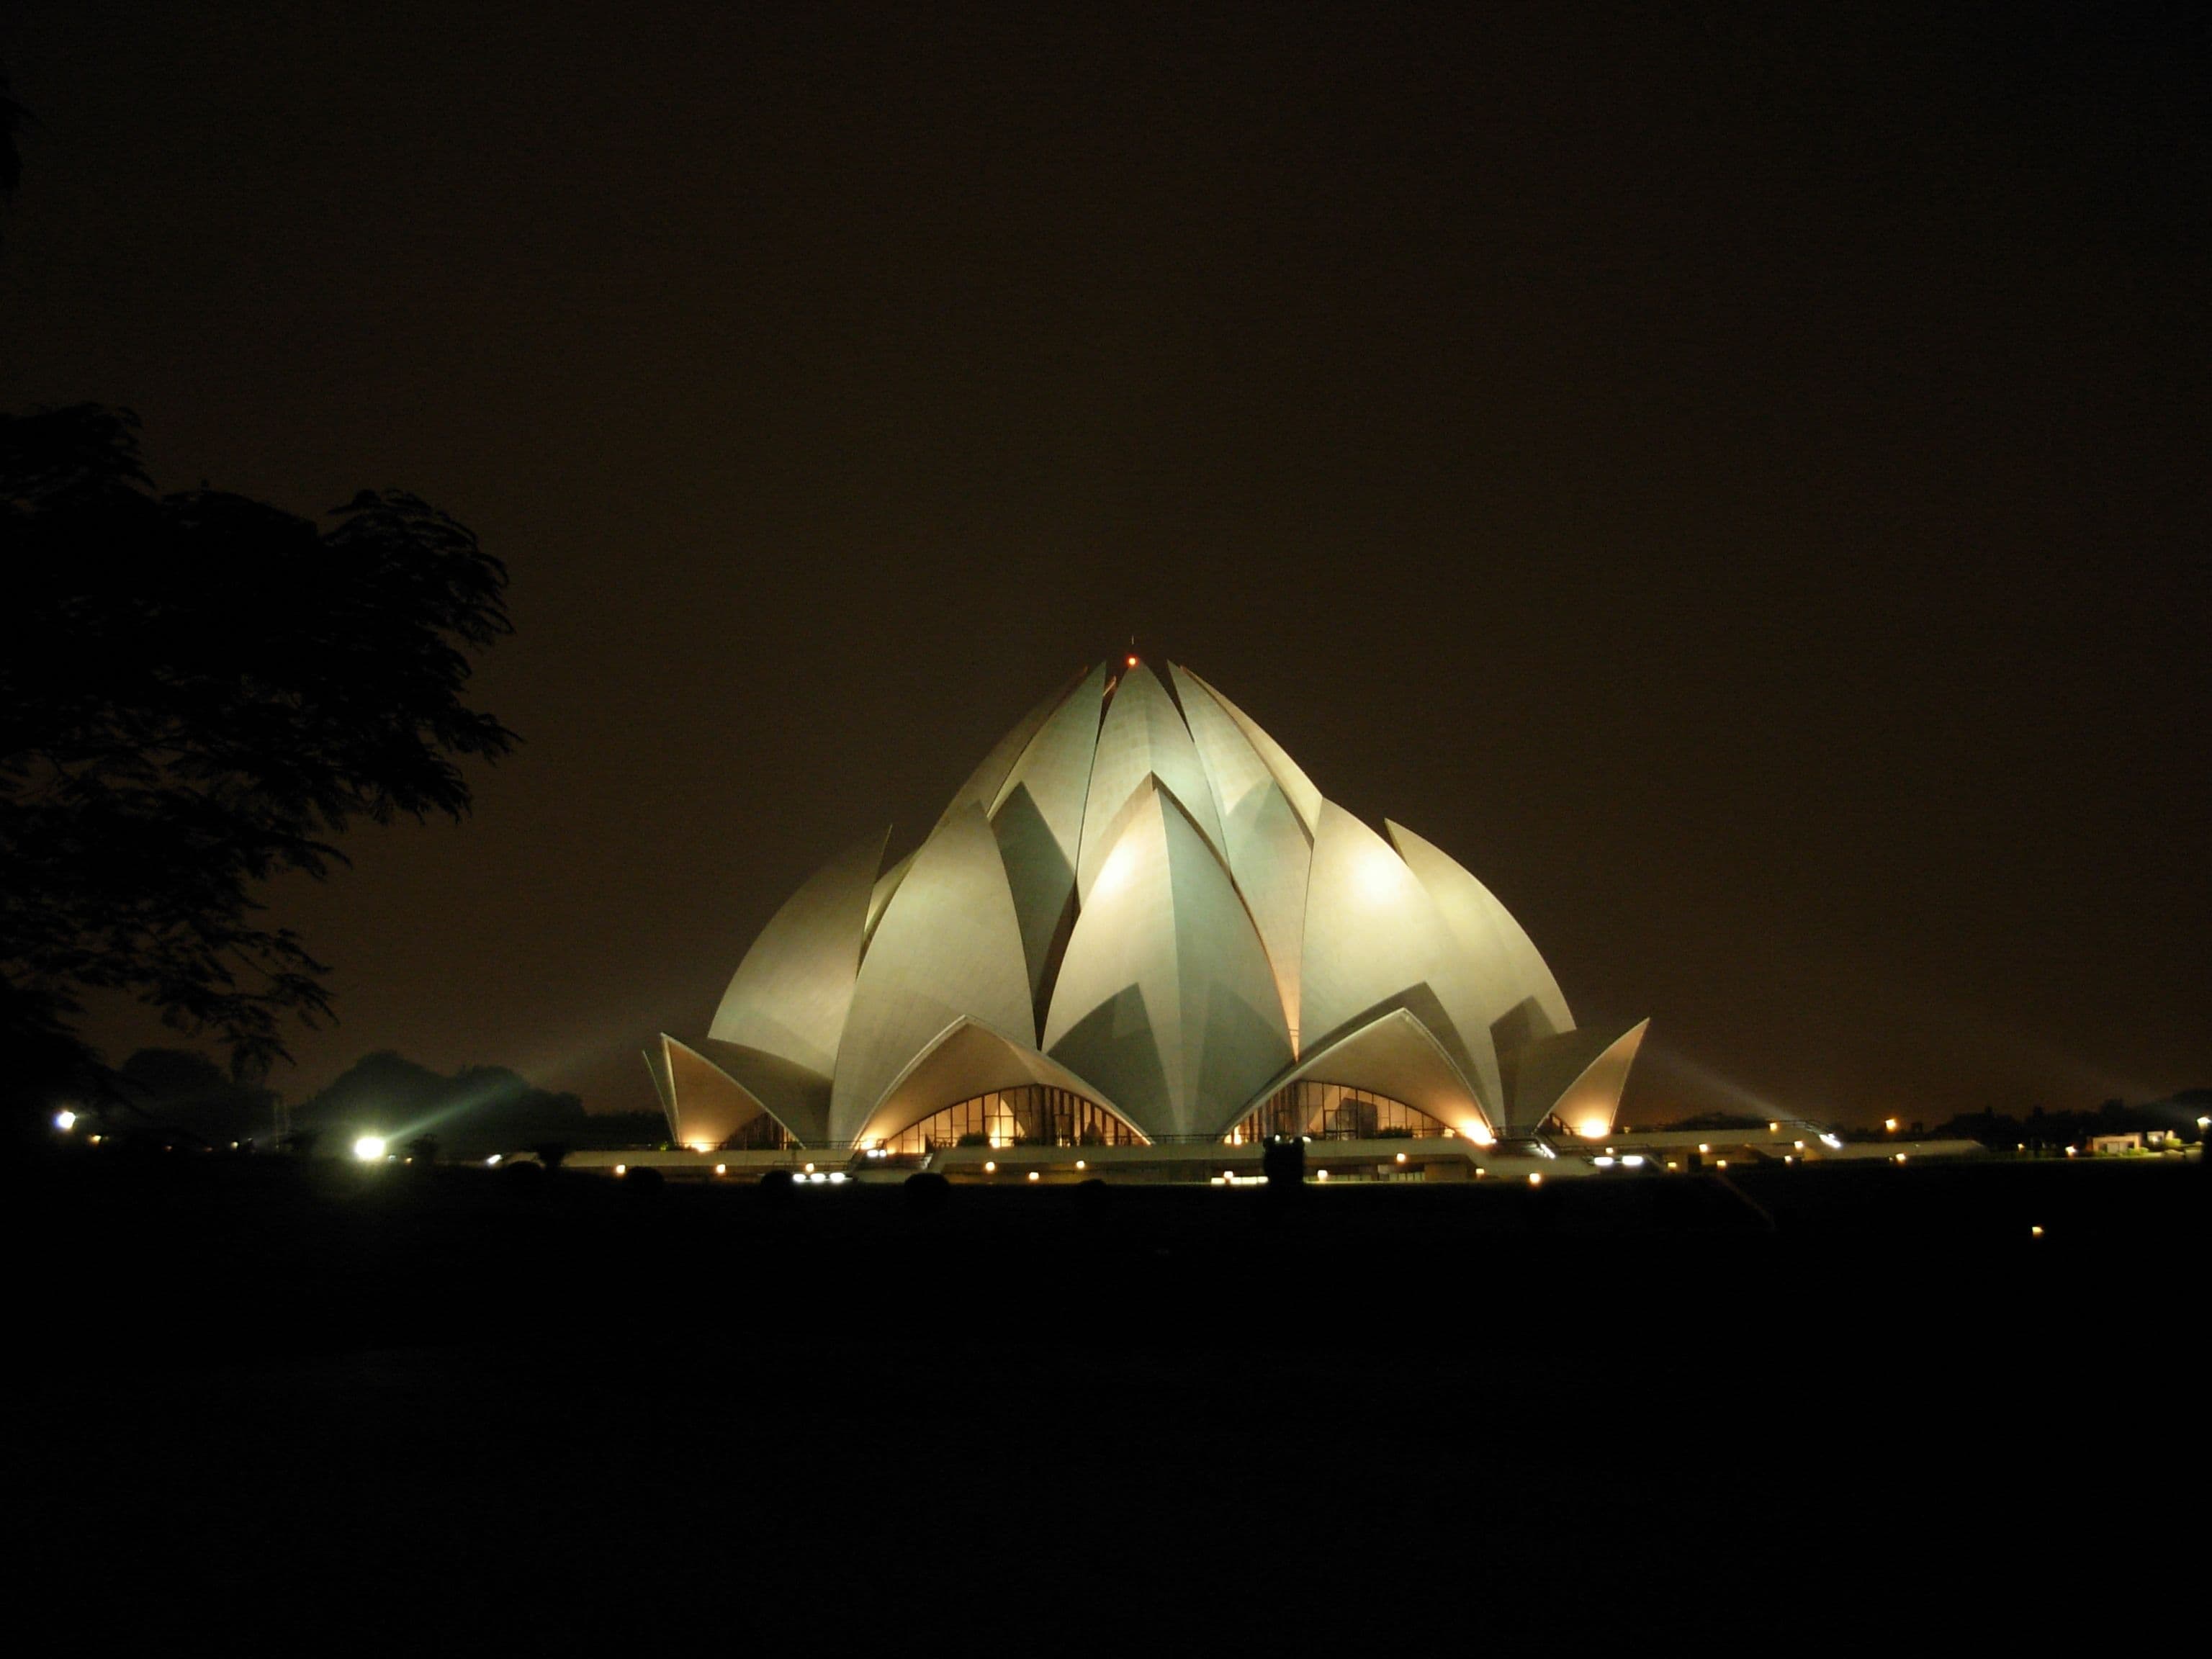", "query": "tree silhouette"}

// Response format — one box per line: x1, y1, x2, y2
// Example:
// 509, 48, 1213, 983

0, 406, 515, 1107
291, 1051, 588, 1156
117, 1046, 280, 1143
